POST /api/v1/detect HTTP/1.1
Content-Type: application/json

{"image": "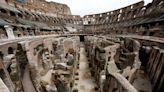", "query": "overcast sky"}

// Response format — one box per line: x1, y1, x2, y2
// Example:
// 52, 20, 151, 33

46, 0, 152, 16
